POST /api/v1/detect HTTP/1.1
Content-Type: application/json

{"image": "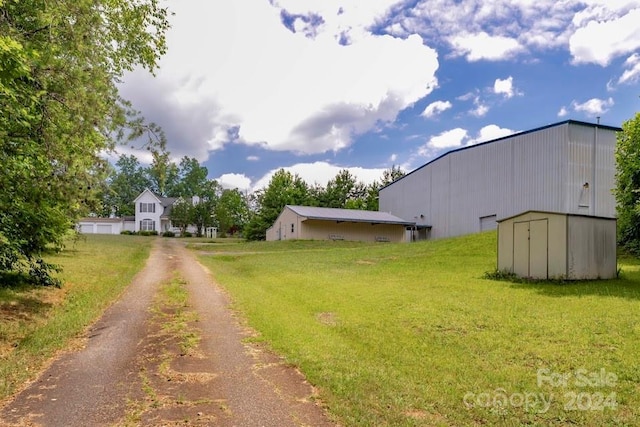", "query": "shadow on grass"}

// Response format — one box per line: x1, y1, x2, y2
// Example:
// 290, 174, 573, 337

506, 277, 640, 300
0, 293, 53, 321
483, 268, 640, 300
